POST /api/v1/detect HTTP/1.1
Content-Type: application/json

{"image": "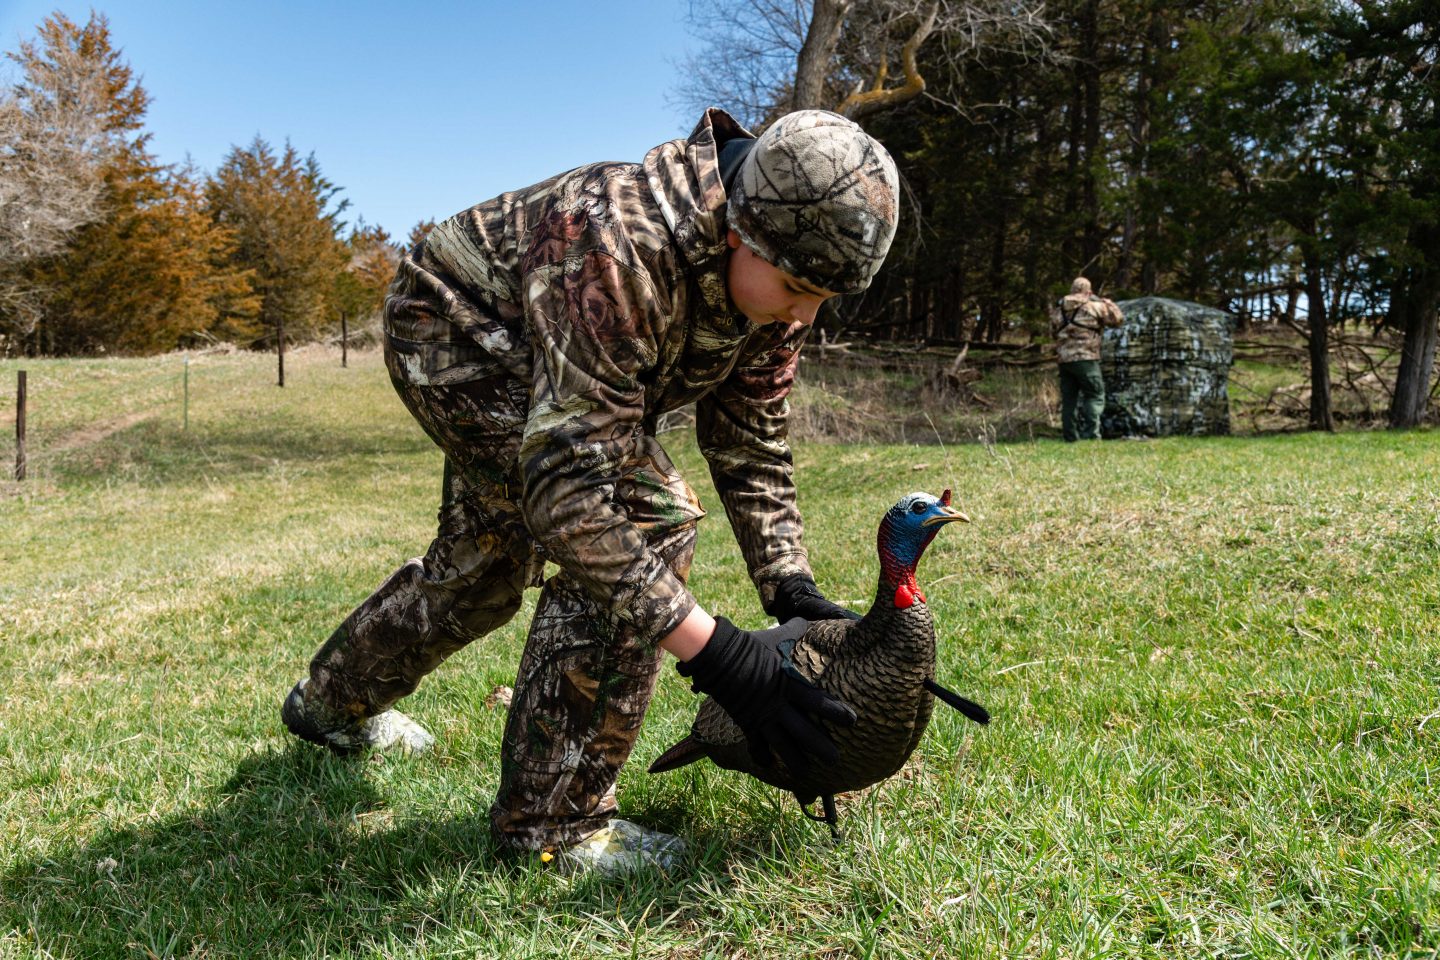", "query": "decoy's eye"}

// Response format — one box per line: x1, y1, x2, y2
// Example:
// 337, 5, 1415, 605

910, 501, 927, 515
